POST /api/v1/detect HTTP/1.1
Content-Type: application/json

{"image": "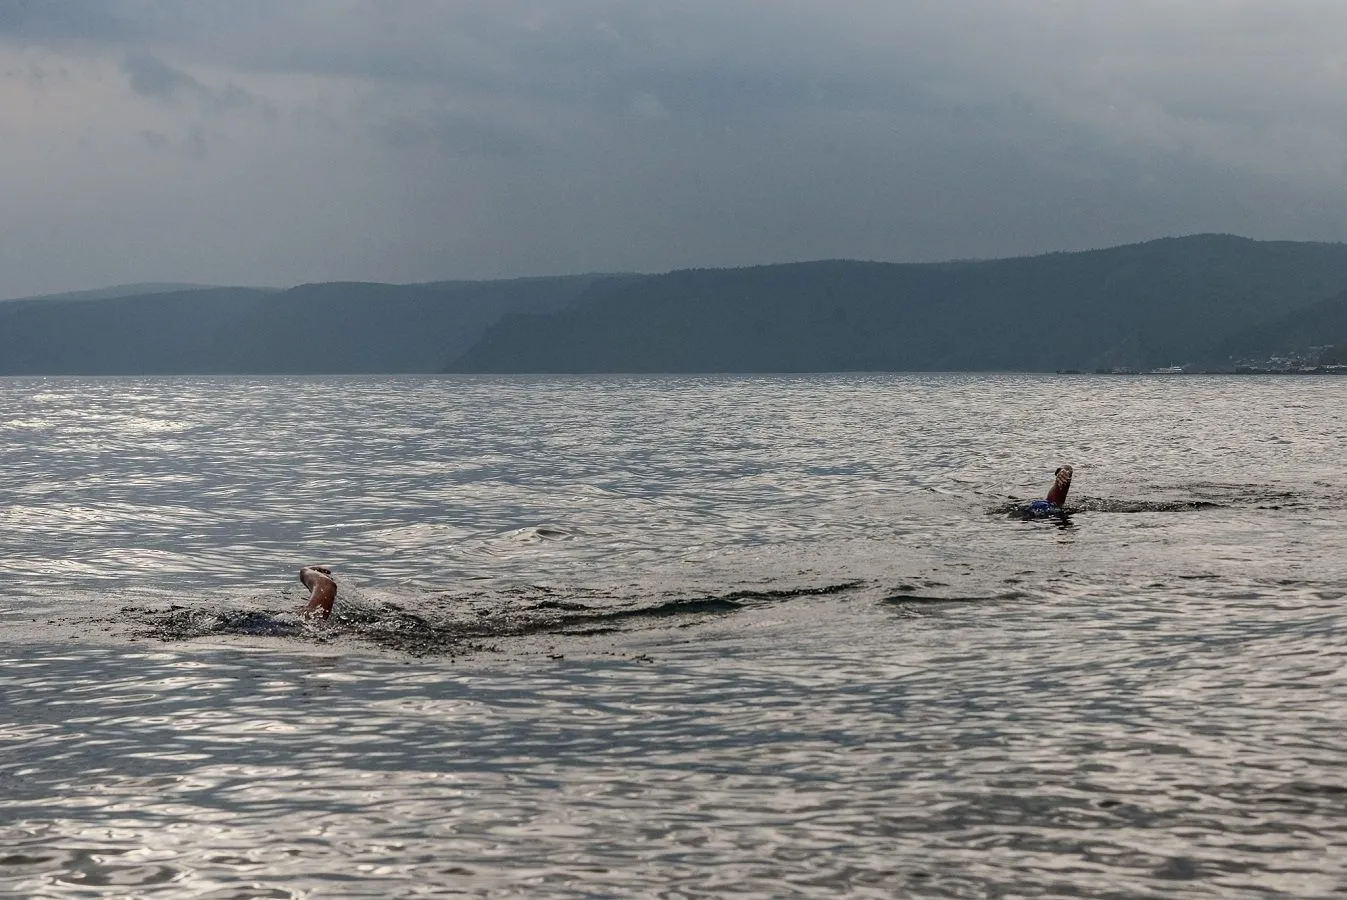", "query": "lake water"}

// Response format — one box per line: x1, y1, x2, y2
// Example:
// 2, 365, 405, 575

1, 374, 1345, 898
